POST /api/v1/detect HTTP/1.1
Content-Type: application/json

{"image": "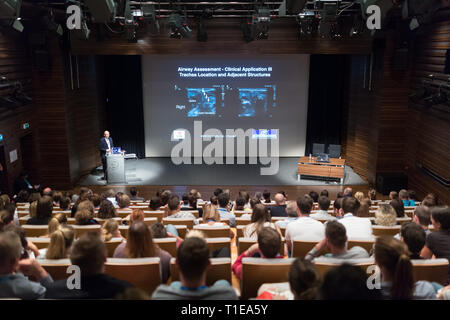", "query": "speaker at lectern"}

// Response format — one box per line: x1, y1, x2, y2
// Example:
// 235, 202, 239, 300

106, 153, 126, 184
